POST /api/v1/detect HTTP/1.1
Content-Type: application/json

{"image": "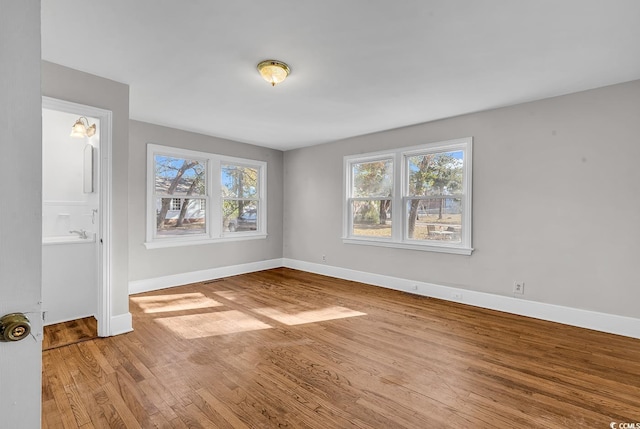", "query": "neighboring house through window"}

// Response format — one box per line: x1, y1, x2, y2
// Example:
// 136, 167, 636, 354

146, 144, 267, 248
344, 137, 473, 255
